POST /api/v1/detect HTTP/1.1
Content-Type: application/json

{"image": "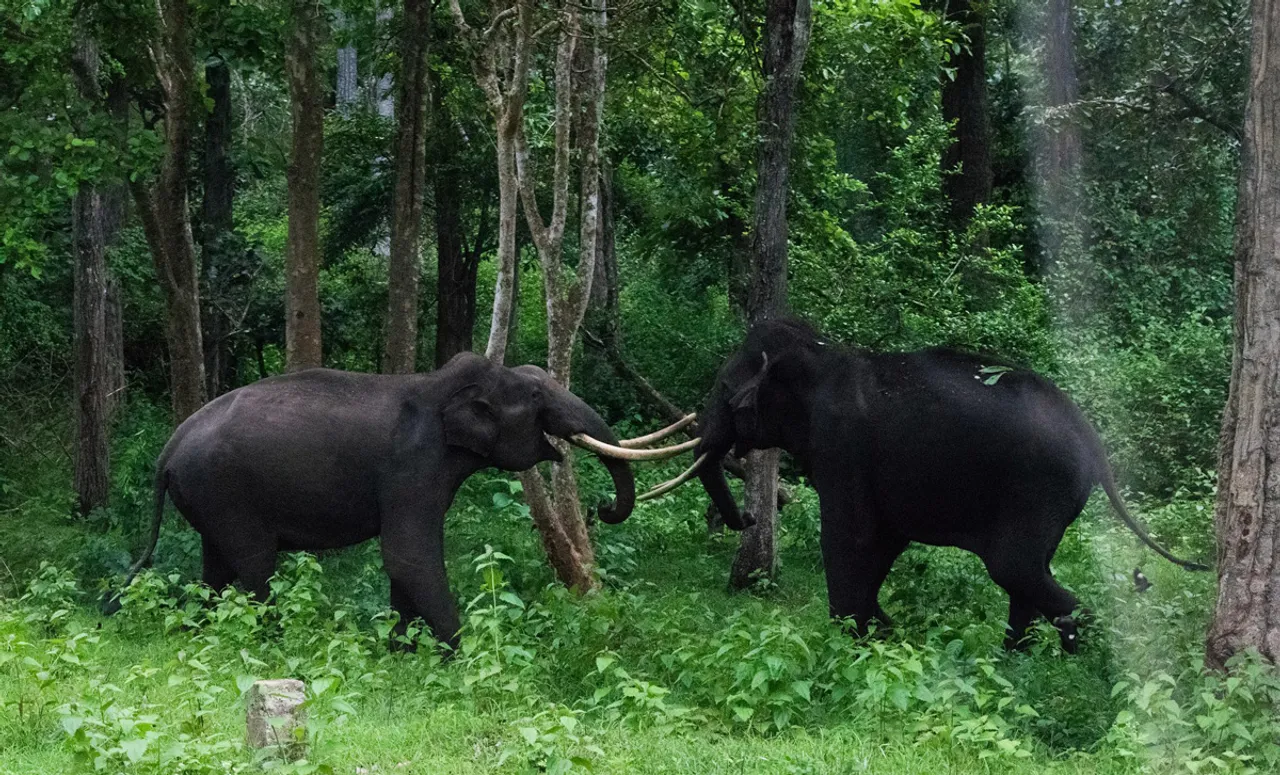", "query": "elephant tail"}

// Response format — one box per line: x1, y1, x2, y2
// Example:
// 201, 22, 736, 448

1097, 462, 1210, 571
102, 469, 169, 614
